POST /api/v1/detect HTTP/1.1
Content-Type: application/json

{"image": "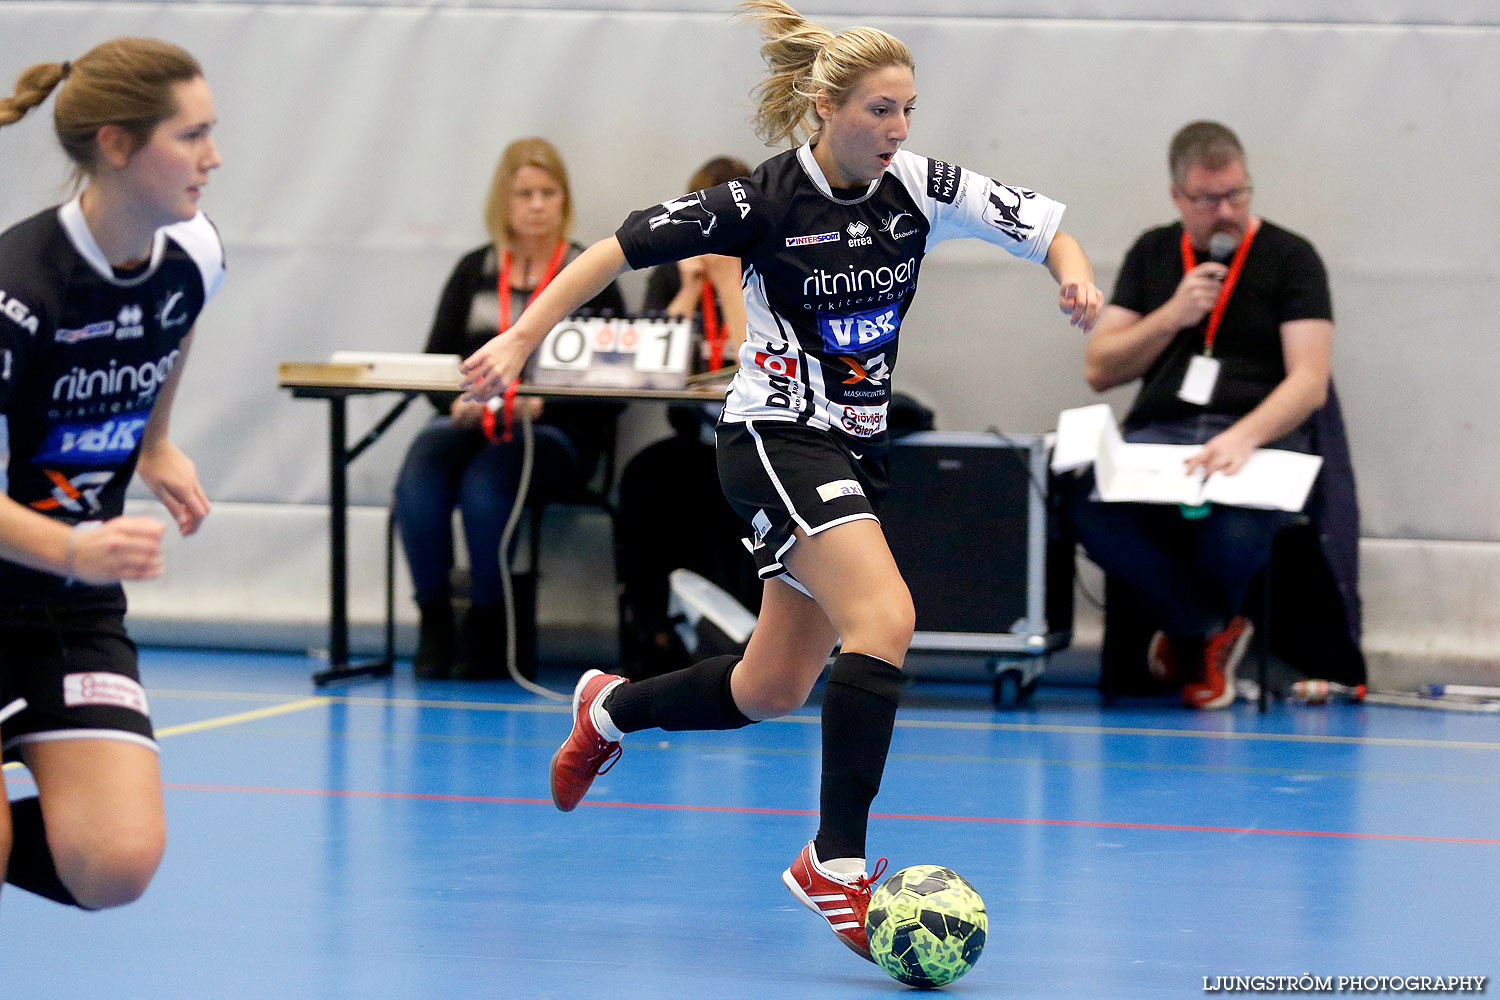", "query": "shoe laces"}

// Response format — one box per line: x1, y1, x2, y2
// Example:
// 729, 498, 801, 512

851, 857, 889, 897
594, 742, 622, 775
